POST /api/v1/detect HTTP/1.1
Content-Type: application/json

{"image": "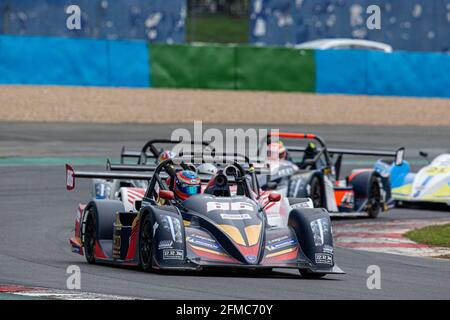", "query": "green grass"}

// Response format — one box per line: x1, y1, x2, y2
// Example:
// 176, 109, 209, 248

404, 223, 450, 248
186, 14, 249, 44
